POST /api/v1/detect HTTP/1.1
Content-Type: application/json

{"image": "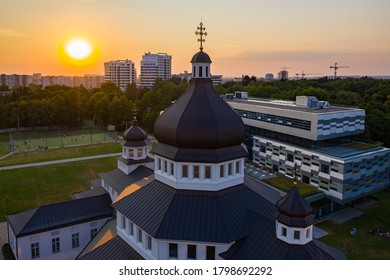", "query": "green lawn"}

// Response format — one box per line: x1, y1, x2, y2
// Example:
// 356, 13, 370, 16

262, 174, 321, 197
0, 157, 117, 221
0, 142, 121, 167
317, 190, 390, 259
0, 128, 118, 155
